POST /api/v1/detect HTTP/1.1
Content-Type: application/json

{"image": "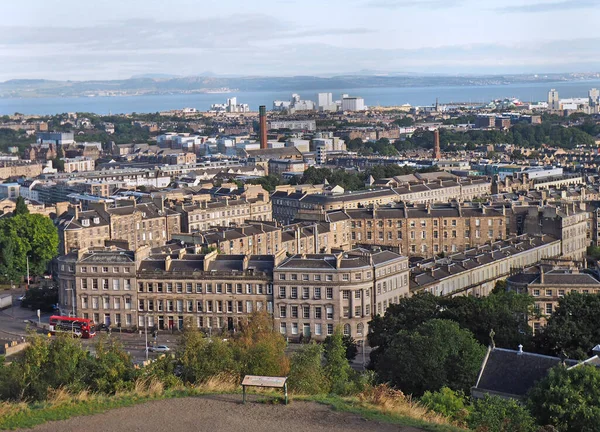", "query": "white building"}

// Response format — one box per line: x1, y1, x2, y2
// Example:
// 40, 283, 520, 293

341, 95, 366, 111
317, 93, 337, 112
63, 157, 95, 173
548, 89, 559, 111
